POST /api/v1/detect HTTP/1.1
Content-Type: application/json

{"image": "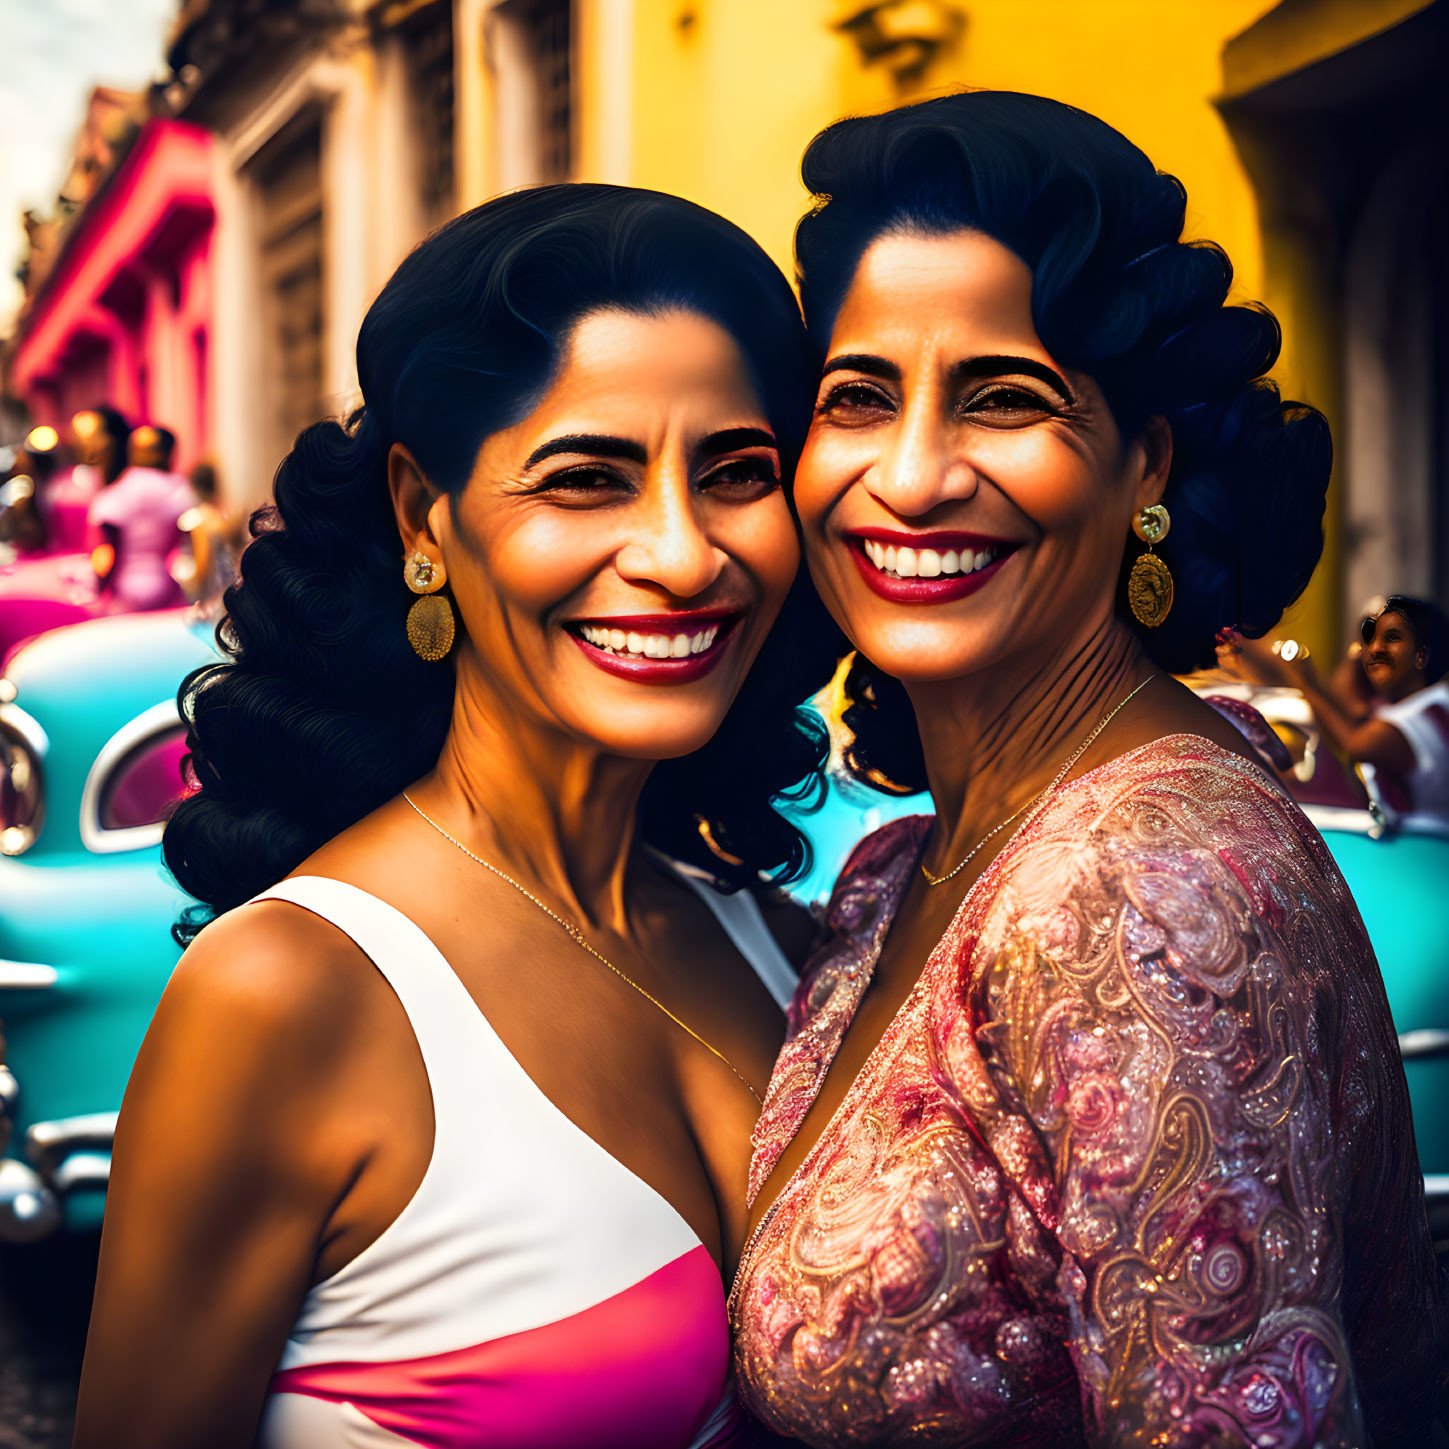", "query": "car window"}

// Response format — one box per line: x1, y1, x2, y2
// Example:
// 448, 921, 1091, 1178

98, 726, 191, 833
